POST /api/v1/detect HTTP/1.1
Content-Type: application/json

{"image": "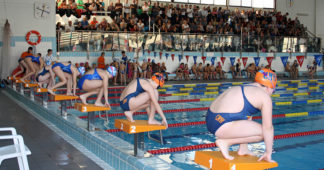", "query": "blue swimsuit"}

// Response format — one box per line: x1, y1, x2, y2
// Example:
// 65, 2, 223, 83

77, 69, 102, 90
52, 63, 73, 74
36, 68, 49, 82
206, 85, 261, 134
120, 78, 145, 111
26, 56, 40, 64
